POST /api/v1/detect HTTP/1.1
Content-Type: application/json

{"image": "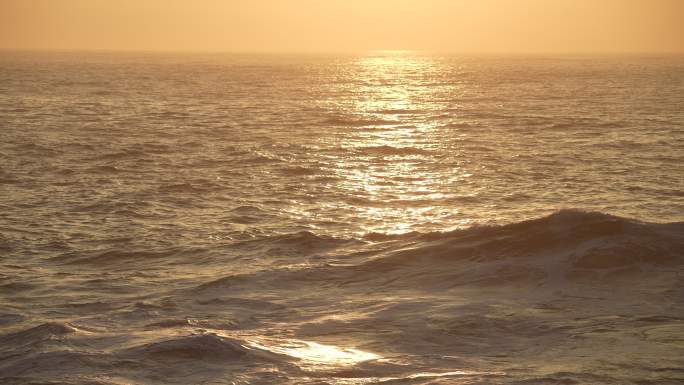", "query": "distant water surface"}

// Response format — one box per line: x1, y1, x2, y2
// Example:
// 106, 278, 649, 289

1, 52, 683, 384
